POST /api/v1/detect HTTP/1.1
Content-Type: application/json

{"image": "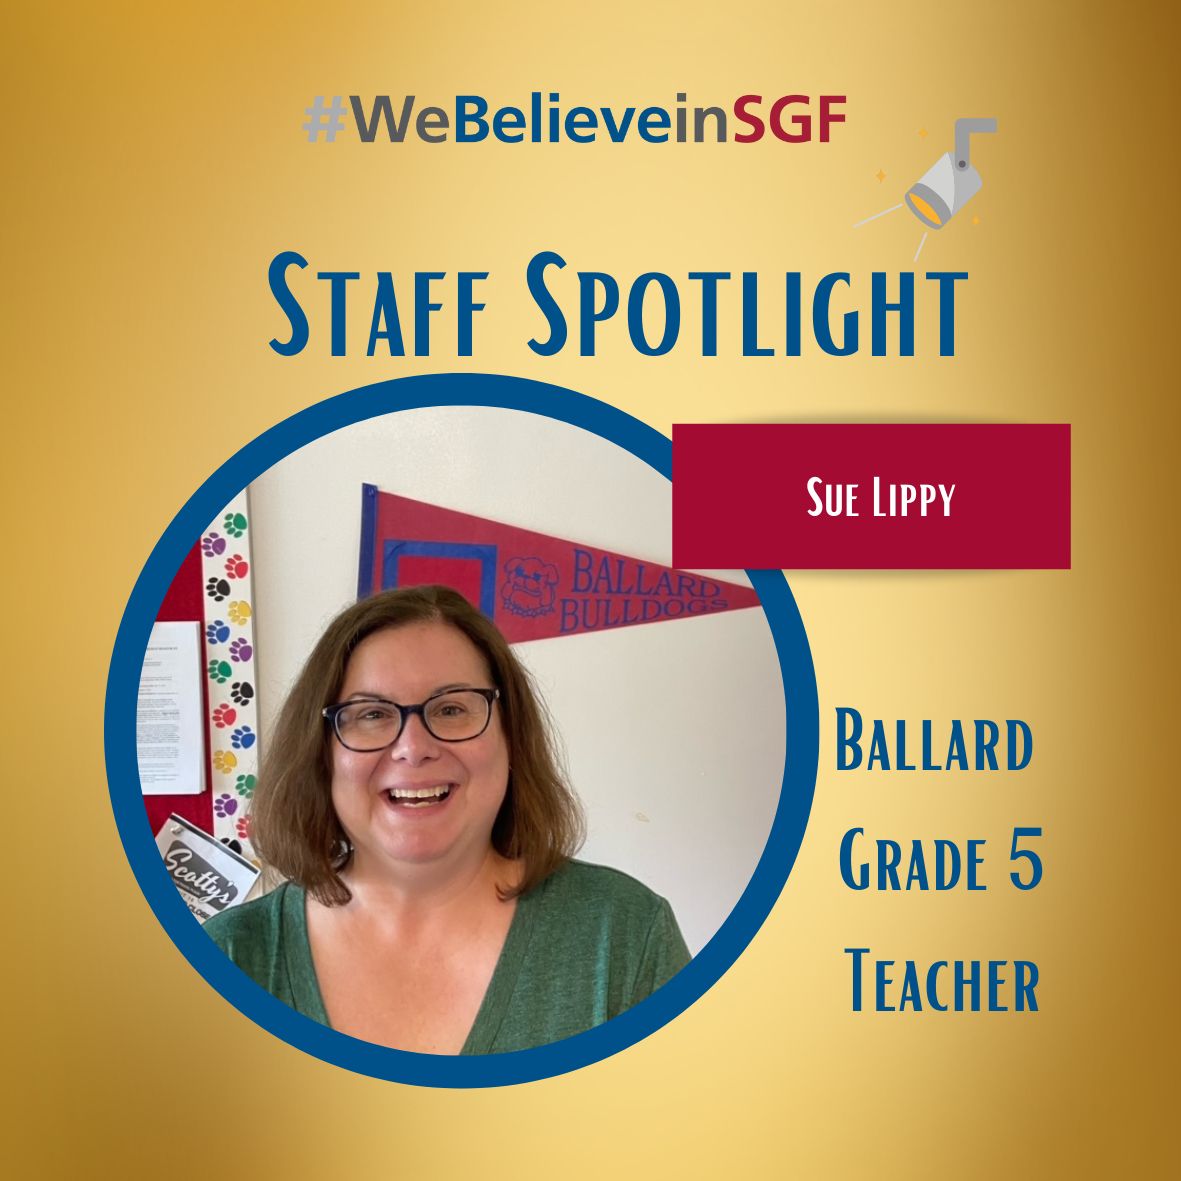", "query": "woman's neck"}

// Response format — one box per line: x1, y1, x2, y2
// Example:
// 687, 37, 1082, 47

331, 847, 519, 935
